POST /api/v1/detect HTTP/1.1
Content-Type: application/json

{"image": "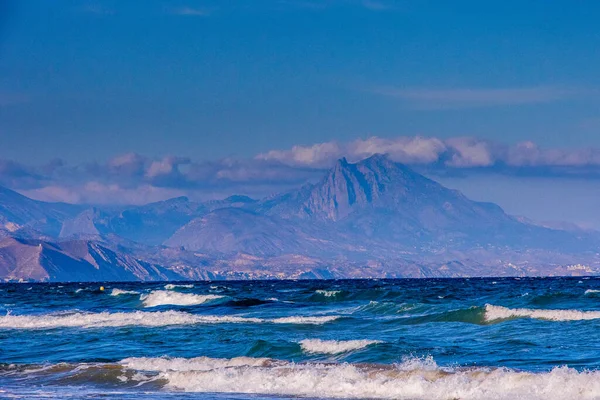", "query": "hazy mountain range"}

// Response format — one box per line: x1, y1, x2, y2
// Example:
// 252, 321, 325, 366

1, 155, 599, 282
